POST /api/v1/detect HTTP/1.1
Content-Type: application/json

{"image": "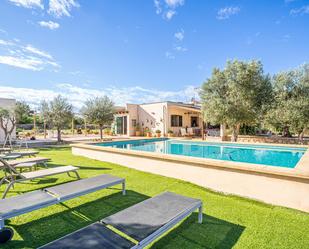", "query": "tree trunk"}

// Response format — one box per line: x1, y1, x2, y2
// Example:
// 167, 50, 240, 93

282, 126, 291, 137
57, 128, 61, 142
231, 124, 240, 142
220, 124, 227, 141
99, 125, 103, 140
298, 128, 305, 144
